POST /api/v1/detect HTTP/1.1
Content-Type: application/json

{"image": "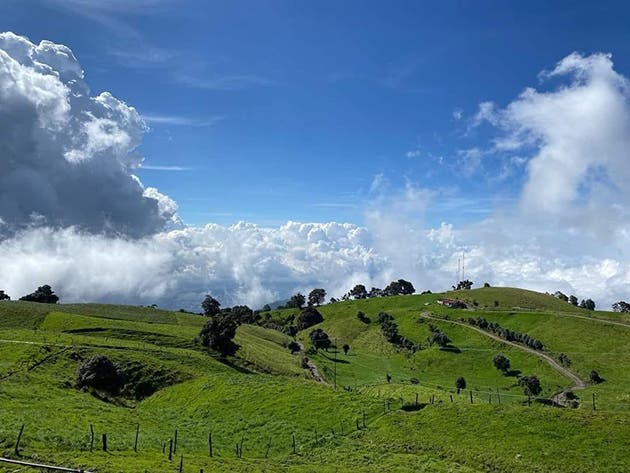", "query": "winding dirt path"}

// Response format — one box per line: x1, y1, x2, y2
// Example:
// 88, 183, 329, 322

419, 312, 587, 390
